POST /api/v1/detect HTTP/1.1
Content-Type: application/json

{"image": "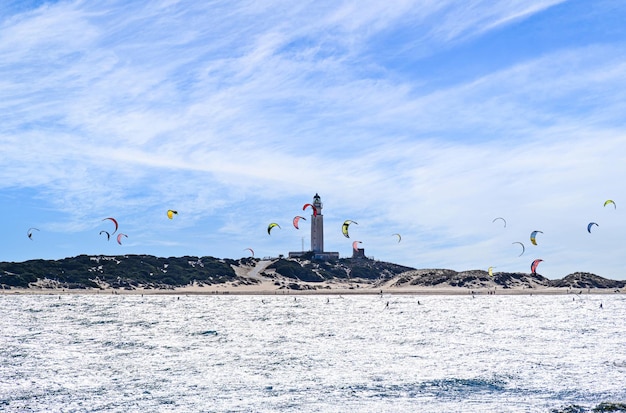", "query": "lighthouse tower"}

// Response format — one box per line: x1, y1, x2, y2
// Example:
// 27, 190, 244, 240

310, 193, 324, 253
289, 193, 338, 260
